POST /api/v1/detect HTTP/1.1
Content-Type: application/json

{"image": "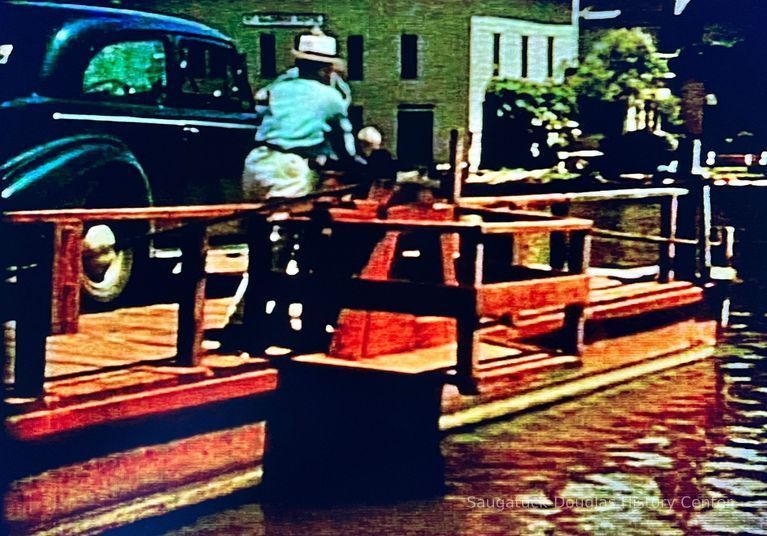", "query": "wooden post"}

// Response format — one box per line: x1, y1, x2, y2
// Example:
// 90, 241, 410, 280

448, 129, 459, 202
455, 229, 482, 395
563, 304, 586, 356
175, 224, 208, 367
550, 201, 570, 271
0, 223, 10, 525
1, 222, 10, 406
659, 195, 678, 283
698, 184, 712, 280
674, 182, 699, 281
14, 224, 54, 398
297, 209, 336, 352
262, 362, 445, 502
242, 216, 273, 355
567, 230, 591, 274
564, 229, 588, 356
722, 225, 736, 268
51, 221, 83, 334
